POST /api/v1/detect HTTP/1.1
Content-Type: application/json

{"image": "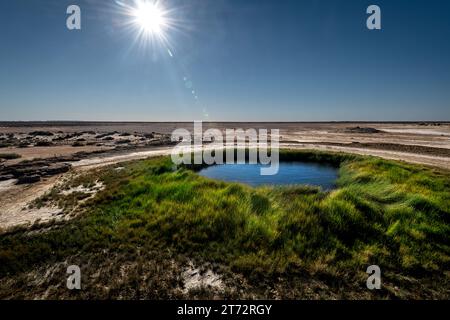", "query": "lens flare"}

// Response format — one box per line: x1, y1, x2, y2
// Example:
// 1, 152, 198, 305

119, 0, 178, 52
132, 1, 166, 35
